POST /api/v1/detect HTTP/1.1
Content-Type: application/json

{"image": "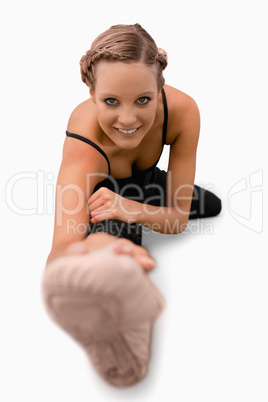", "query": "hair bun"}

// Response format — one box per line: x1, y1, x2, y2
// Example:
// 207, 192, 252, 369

155, 48, 168, 70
